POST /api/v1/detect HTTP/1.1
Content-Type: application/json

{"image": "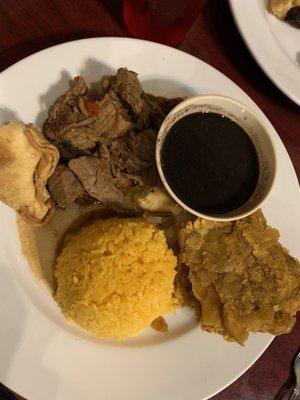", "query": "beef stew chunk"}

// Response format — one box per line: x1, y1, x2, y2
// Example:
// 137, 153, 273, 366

47, 164, 84, 208
43, 76, 133, 159
44, 68, 184, 212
